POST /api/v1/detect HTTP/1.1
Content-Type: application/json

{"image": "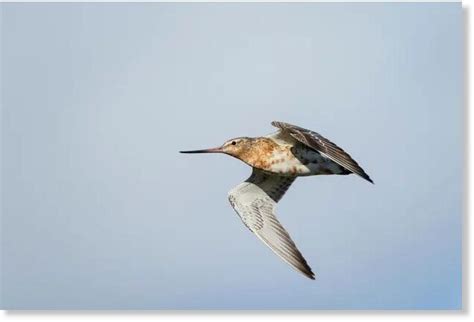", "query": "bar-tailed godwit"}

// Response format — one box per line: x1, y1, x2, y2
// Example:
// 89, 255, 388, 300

180, 121, 373, 280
